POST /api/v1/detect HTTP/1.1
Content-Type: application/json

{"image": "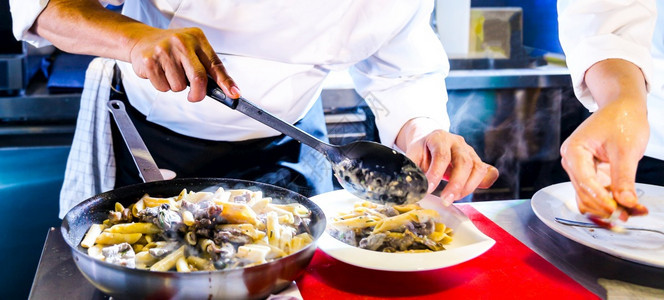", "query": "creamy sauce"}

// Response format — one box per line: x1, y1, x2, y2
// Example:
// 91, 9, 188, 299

332, 158, 427, 205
